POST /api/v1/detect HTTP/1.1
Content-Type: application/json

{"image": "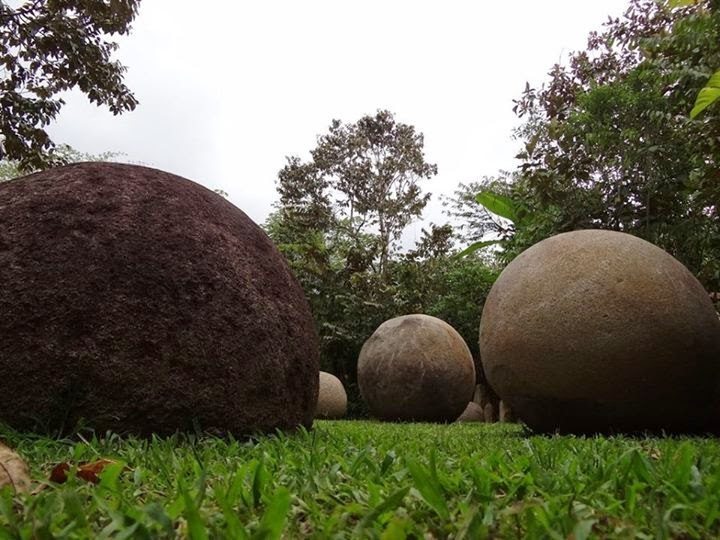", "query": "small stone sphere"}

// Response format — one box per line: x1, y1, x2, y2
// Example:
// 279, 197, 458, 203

0, 162, 319, 436
455, 402, 485, 423
479, 230, 720, 434
315, 372, 348, 419
358, 314, 476, 422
